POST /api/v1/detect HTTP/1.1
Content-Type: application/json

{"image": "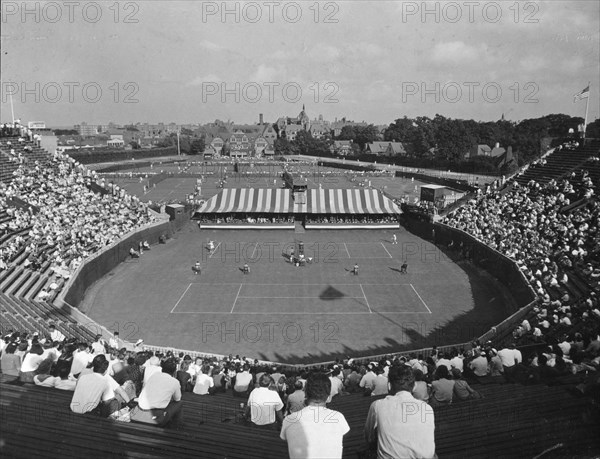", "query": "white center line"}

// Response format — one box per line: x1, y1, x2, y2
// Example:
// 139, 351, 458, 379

343, 242, 351, 258
381, 242, 393, 258
410, 284, 432, 314
359, 284, 372, 313
230, 283, 243, 314
170, 283, 192, 313
209, 241, 221, 258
